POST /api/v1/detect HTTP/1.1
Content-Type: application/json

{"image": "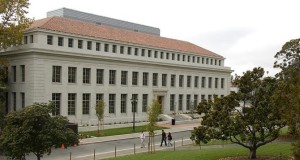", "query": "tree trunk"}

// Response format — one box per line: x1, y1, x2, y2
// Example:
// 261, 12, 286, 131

36, 153, 41, 160
98, 120, 100, 136
248, 148, 257, 159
